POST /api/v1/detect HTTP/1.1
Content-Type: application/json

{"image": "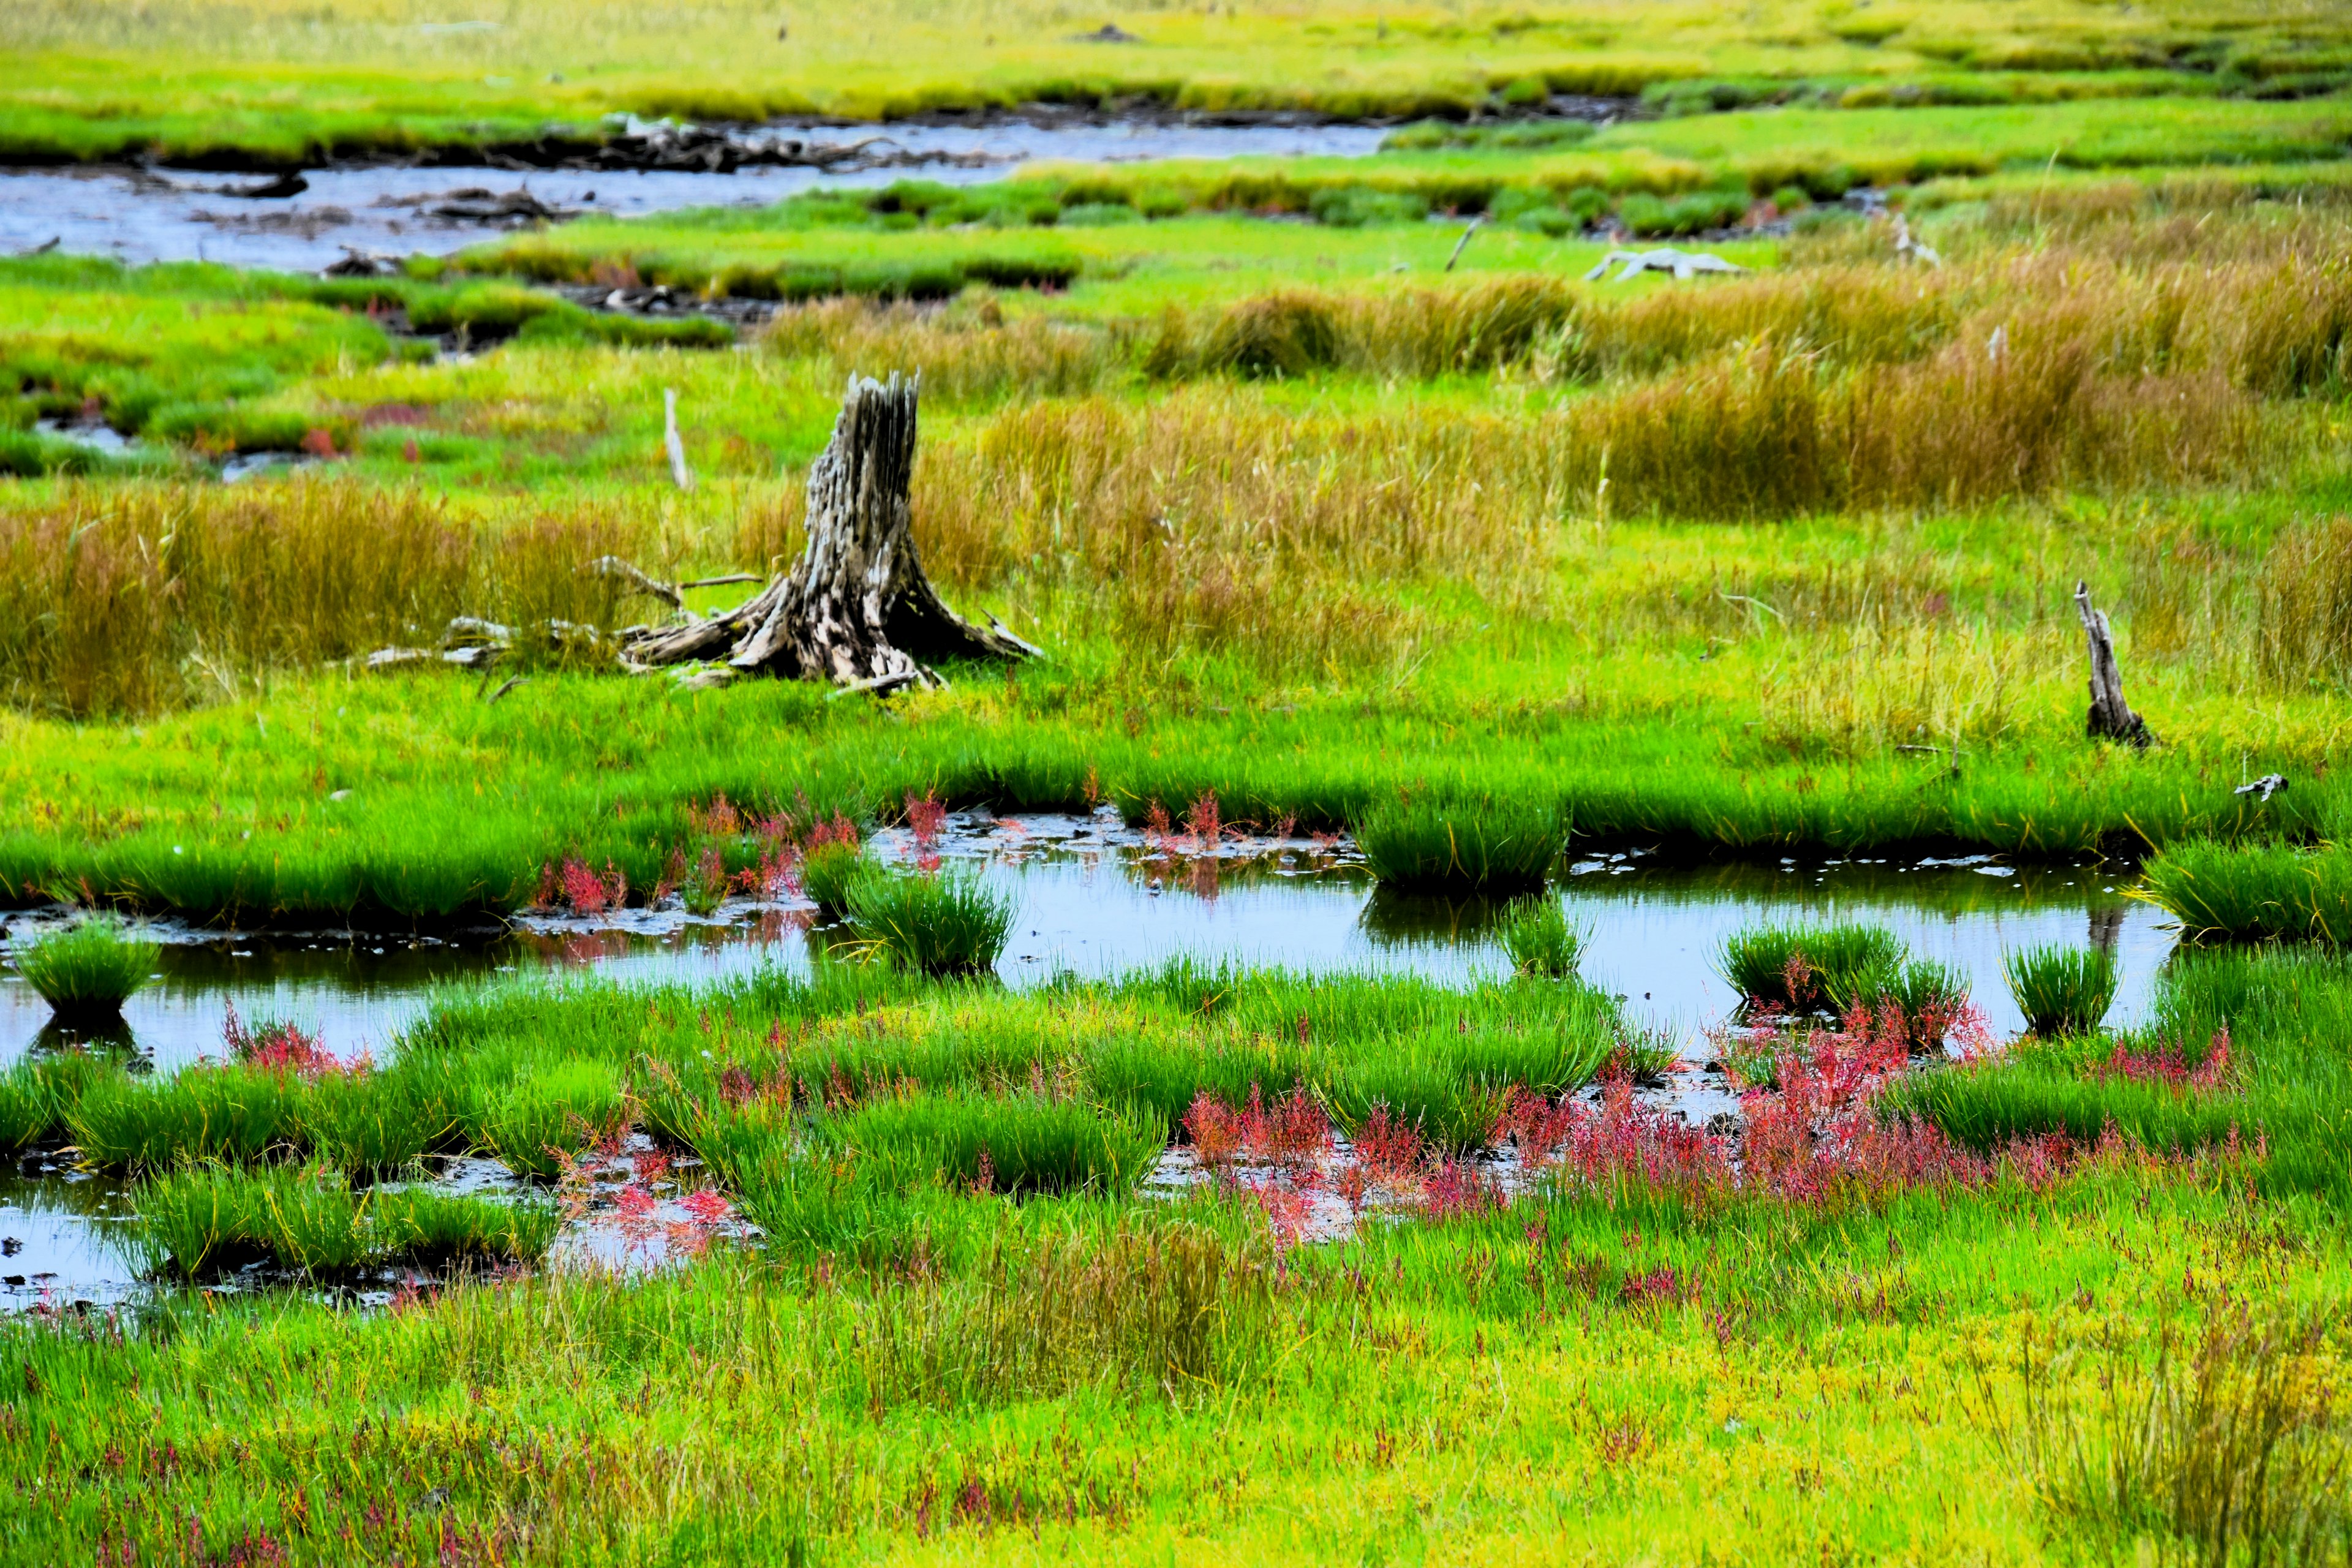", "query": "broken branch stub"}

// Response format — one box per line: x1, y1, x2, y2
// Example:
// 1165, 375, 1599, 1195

2075, 580, 2154, 750
622, 372, 1037, 690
